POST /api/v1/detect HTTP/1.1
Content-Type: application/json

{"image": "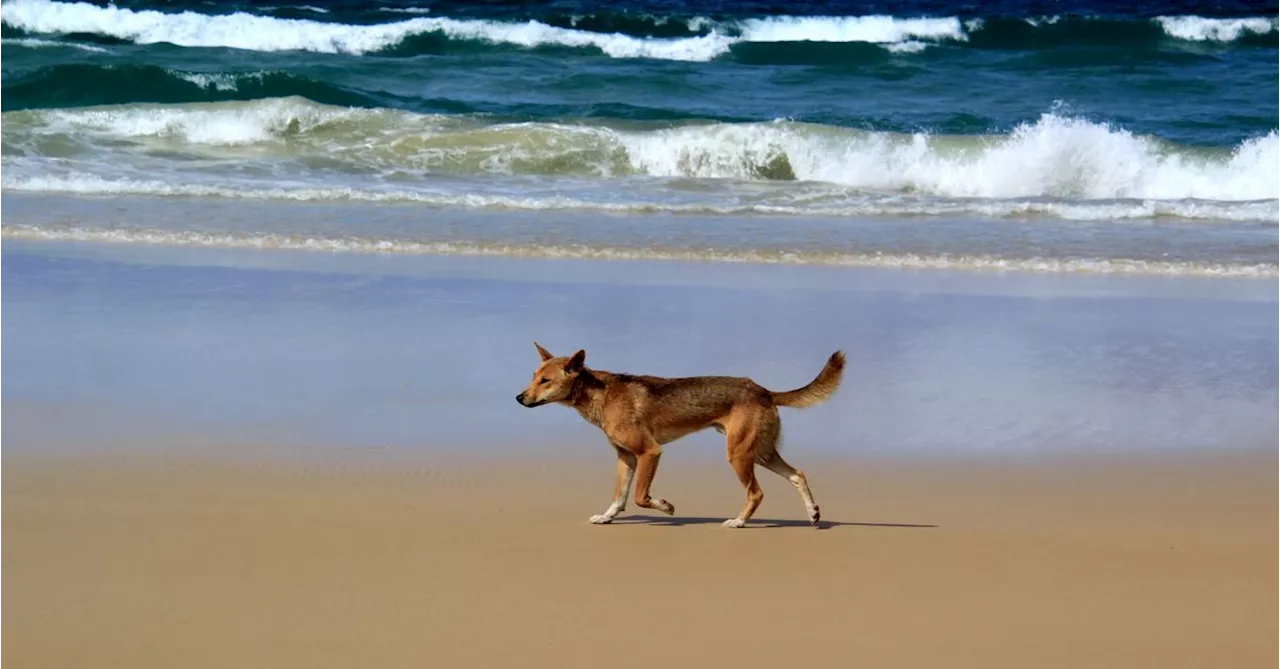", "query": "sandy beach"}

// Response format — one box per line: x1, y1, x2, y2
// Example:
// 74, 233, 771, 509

4, 0, 1277, 664
3, 236, 1277, 668
4, 451, 1275, 669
